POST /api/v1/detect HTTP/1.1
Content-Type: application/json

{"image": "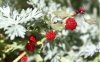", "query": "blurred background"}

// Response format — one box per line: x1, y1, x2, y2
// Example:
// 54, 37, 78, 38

0, 0, 100, 62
